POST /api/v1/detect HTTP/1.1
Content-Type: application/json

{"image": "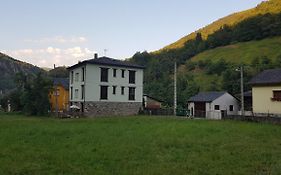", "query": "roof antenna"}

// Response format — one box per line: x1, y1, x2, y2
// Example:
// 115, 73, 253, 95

104, 49, 107, 56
